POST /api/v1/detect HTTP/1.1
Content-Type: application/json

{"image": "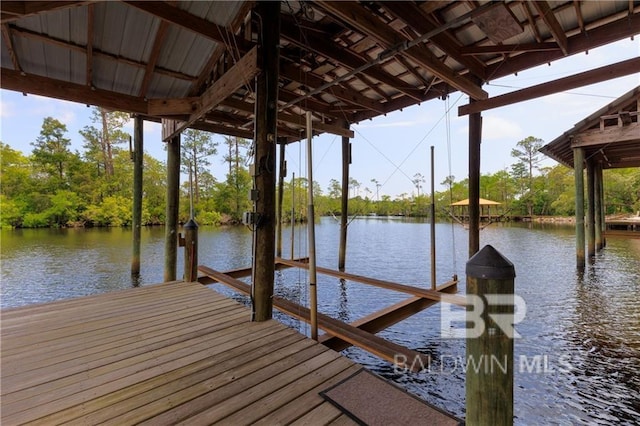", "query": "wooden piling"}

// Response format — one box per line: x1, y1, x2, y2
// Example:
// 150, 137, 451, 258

306, 111, 318, 340
338, 121, 350, 272
586, 158, 596, 259
597, 162, 606, 248
430, 145, 436, 290
131, 115, 143, 276
183, 218, 198, 282
252, 1, 280, 322
594, 161, 602, 251
574, 147, 585, 269
290, 172, 295, 259
468, 108, 482, 257
276, 140, 286, 258
466, 245, 515, 426
164, 134, 180, 282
